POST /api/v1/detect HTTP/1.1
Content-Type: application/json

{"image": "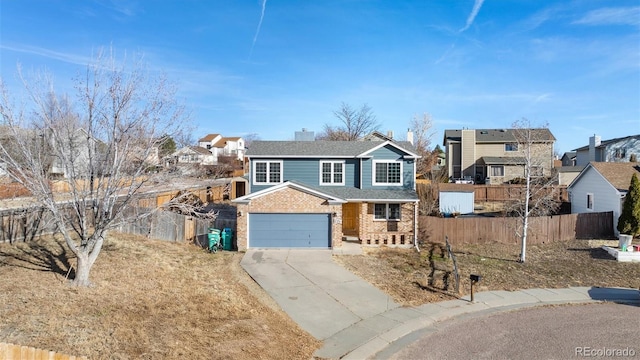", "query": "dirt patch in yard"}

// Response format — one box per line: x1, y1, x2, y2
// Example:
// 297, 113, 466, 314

334, 239, 640, 307
0, 233, 320, 360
